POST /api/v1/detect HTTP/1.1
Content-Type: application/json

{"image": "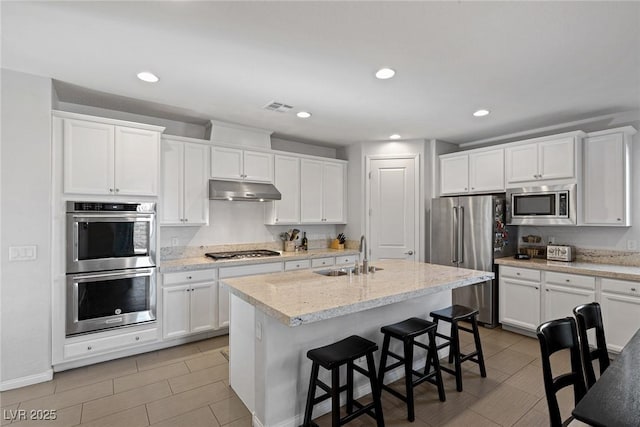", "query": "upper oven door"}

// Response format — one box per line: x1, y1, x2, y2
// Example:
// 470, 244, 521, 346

67, 213, 156, 273
506, 184, 576, 226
